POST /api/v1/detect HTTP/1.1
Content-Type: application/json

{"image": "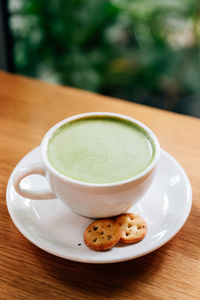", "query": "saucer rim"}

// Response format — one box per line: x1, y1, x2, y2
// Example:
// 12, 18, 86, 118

6, 147, 192, 264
